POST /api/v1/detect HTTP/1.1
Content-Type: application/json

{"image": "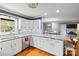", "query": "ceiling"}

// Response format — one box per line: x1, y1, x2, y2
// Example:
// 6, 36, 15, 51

0, 3, 79, 19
